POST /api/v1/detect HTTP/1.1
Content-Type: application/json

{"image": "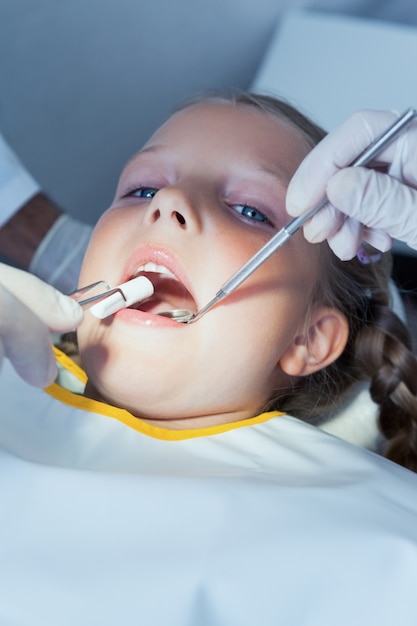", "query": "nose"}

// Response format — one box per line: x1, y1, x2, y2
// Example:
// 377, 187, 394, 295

144, 186, 202, 232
